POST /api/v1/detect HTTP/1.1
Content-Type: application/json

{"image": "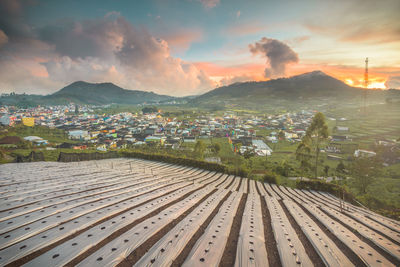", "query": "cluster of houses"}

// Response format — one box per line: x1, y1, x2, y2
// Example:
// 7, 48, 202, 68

2, 104, 397, 163
0, 105, 317, 154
